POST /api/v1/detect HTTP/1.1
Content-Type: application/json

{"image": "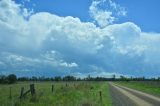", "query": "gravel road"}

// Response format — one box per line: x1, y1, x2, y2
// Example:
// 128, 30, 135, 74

109, 82, 160, 106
